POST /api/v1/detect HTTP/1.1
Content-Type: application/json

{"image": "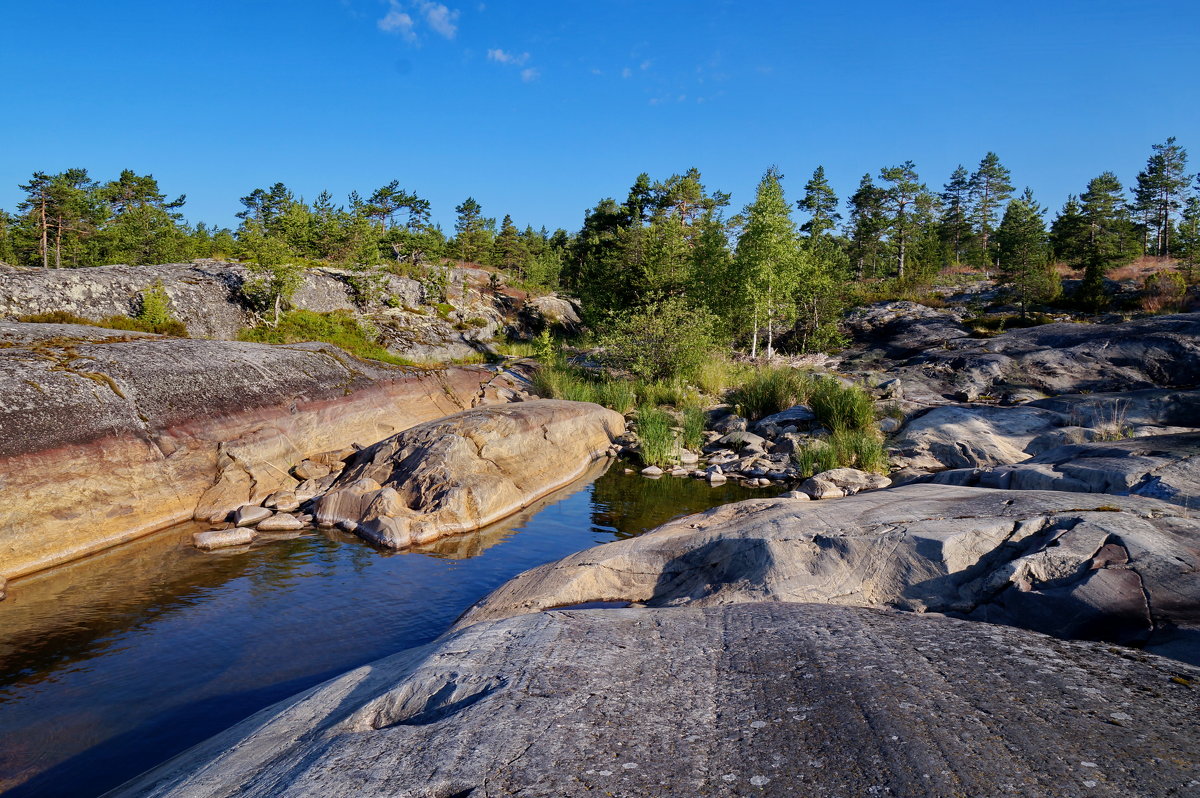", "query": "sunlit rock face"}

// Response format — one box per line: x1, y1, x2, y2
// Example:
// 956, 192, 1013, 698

0, 321, 518, 579
315, 399, 625, 548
